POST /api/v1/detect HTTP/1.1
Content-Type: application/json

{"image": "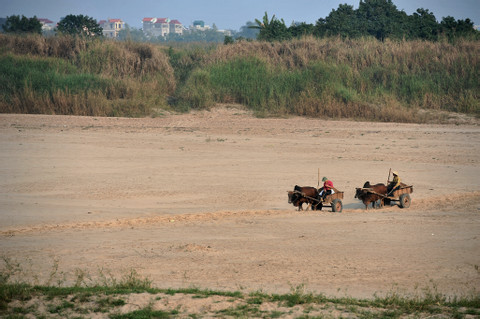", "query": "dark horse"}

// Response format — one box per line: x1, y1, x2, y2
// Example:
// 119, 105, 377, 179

288, 185, 319, 211
355, 181, 388, 209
